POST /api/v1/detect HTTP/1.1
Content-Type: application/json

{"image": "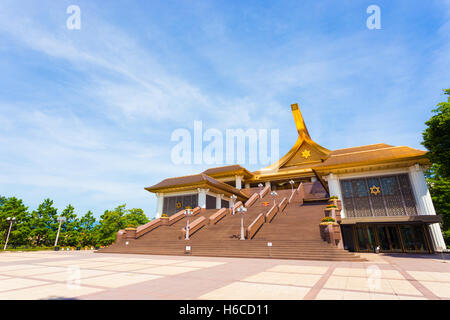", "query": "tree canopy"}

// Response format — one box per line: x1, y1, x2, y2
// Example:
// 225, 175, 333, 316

422, 89, 450, 246
0, 197, 150, 248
